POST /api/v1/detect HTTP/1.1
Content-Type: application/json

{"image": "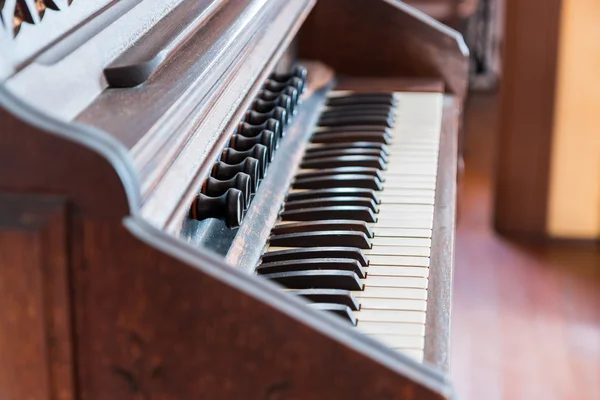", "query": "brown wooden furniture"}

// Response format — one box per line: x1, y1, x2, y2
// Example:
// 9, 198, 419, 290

495, 0, 600, 241
494, 0, 563, 239
0, 0, 468, 398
